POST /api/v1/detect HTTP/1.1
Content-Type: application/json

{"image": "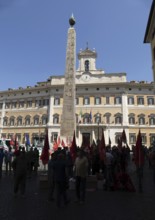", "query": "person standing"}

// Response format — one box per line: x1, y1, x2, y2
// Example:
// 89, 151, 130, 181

13, 149, 28, 197
4, 147, 13, 175
0, 148, 4, 179
48, 153, 56, 201
52, 152, 69, 208
74, 149, 88, 204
